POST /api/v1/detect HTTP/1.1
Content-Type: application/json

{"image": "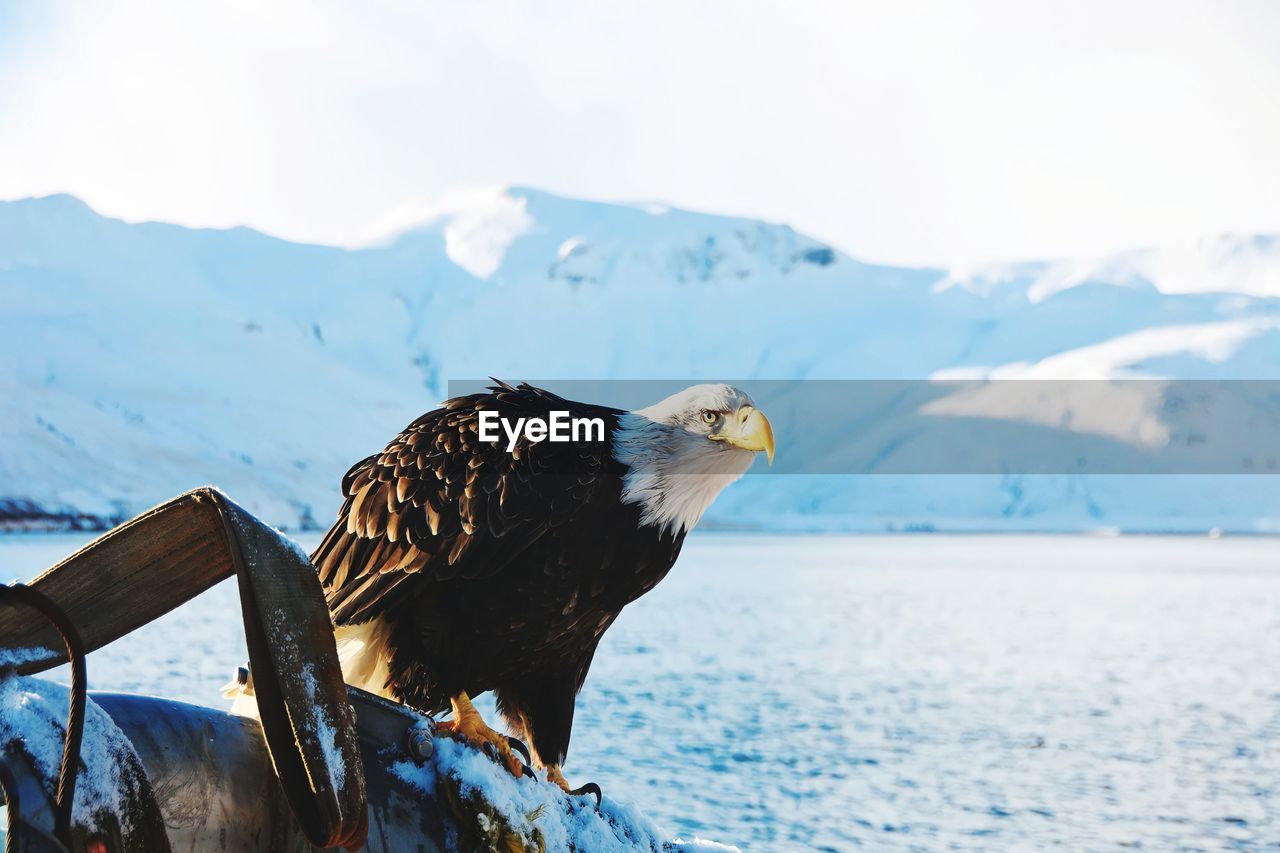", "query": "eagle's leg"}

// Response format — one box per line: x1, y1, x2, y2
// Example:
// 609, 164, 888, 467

496, 678, 603, 805
435, 691, 529, 778
544, 764, 572, 791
